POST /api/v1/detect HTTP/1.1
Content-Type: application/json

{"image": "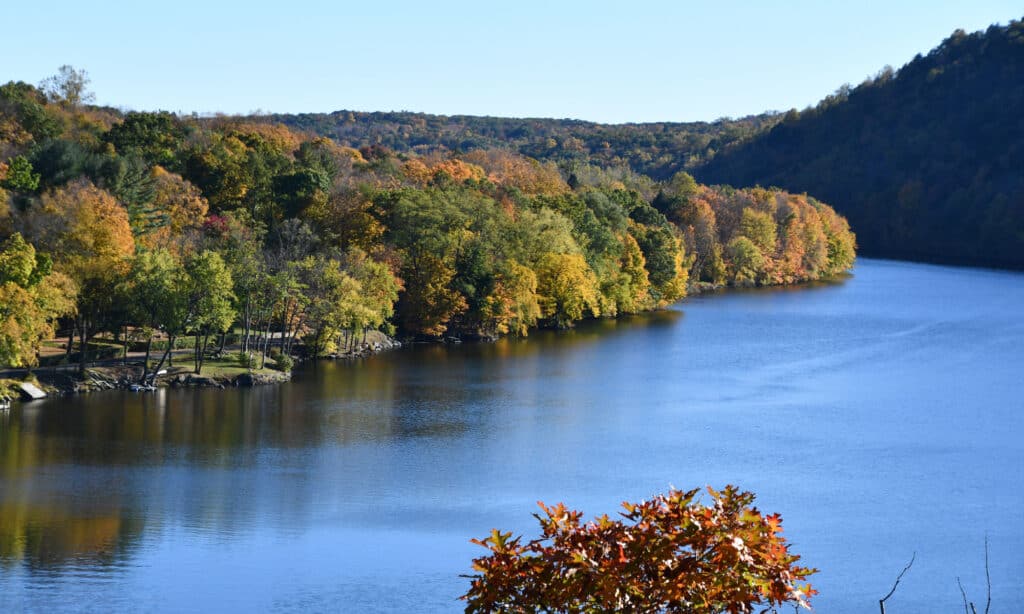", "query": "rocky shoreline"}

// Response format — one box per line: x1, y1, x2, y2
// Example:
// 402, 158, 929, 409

2, 334, 403, 400
22, 364, 294, 397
